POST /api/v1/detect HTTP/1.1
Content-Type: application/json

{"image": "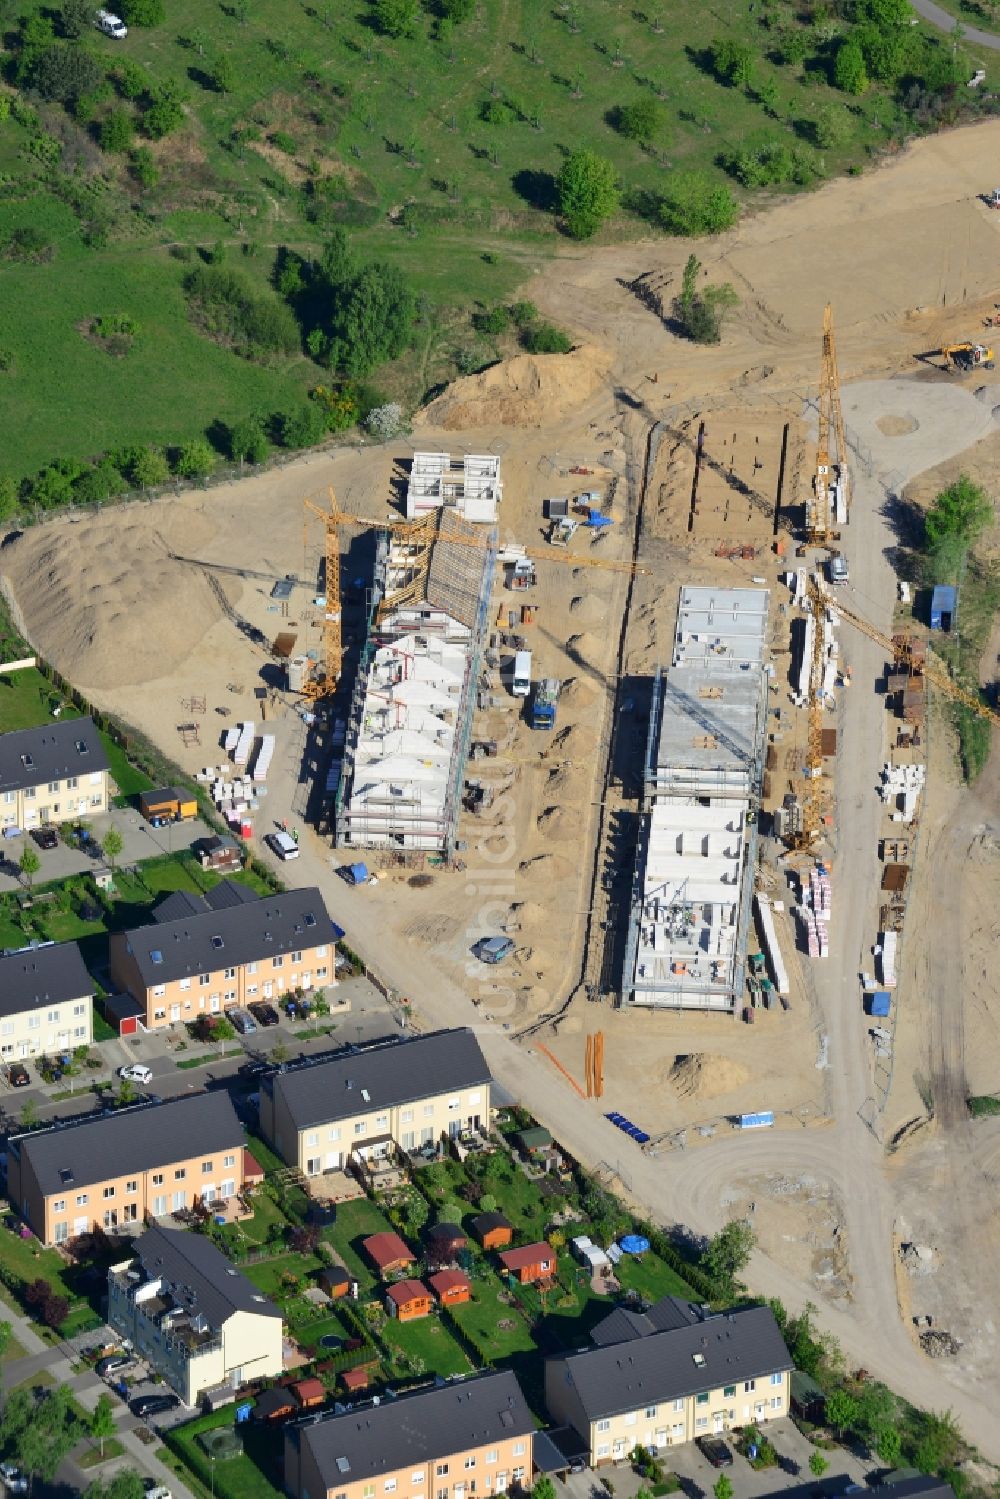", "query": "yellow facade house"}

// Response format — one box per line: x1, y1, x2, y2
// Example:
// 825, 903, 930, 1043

260, 1027, 491, 1179
109, 1223, 283, 1406
544, 1296, 792, 1460
0, 717, 109, 832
